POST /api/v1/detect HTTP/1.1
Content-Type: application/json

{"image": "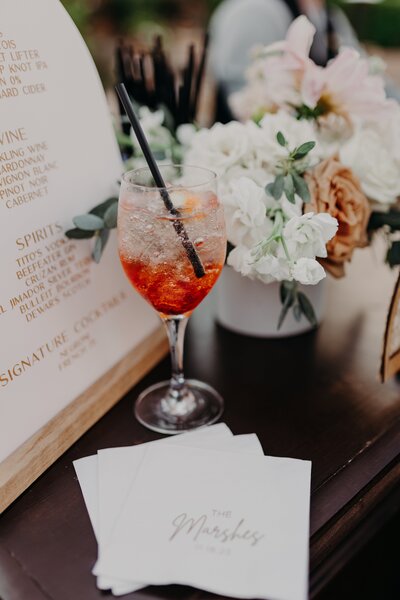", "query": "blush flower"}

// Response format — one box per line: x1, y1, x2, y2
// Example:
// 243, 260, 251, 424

305, 155, 371, 277
302, 48, 396, 123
